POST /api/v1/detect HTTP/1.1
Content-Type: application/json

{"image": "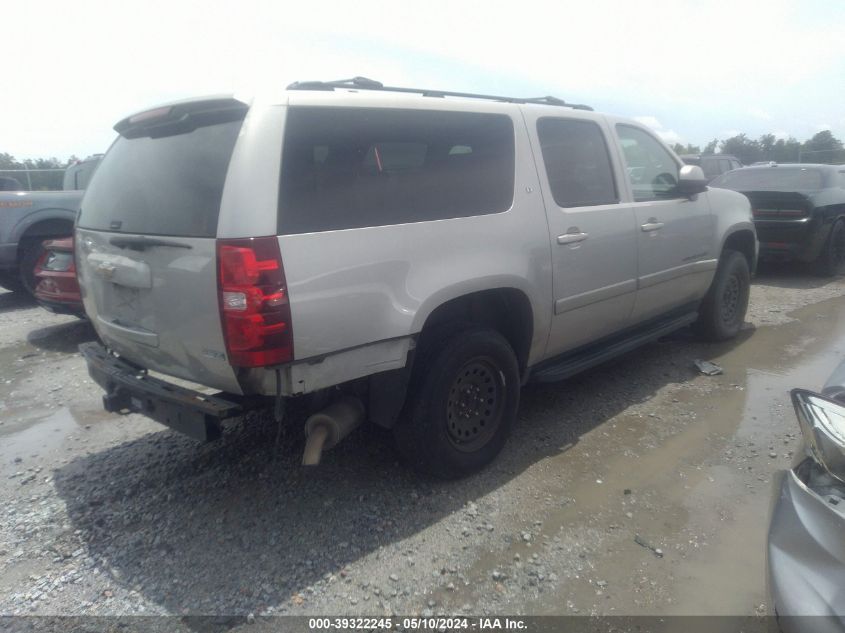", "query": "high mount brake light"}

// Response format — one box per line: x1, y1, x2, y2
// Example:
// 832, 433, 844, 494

217, 237, 293, 368
128, 106, 173, 125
